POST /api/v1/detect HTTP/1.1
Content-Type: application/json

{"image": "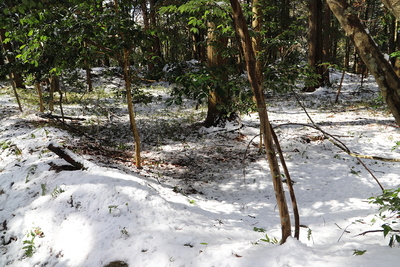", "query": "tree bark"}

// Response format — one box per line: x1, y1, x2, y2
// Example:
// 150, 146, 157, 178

204, 22, 236, 127
380, 0, 400, 19
142, 0, 162, 73
305, 0, 324, 92
252, 0, 264, 151
322, 2, 332, 85
327, 0, 400, 126
48, 142, 85, 170
230, 0, 292, 243
122, 49, 142, 168
10, 73, 22, 112
49, 75, 60, 112
83, 42, 93, 92
0, 47, 6, 80
35, 82, 44, 112
149, 0, 162, 67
